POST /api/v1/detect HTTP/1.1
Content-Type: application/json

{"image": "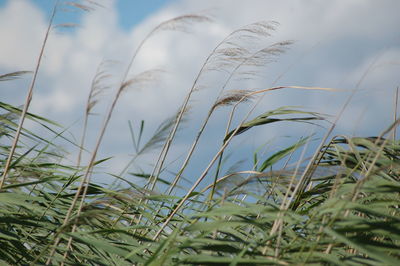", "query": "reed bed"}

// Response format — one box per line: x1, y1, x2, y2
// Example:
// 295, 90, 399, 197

0, 1, 399, 265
